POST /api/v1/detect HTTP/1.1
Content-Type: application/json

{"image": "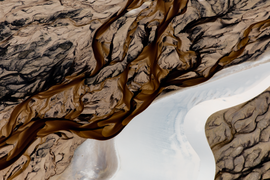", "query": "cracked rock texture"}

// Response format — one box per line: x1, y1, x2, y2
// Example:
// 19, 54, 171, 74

206, 87, 270, 180
2, 0, 270, 179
